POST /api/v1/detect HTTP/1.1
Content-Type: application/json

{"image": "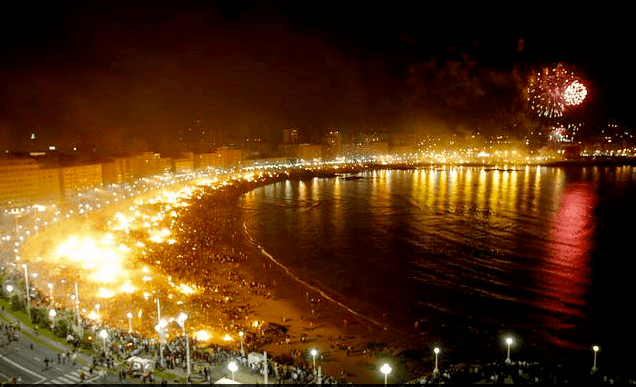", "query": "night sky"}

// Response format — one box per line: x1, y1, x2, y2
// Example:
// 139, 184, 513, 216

1, 2, 632, 152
